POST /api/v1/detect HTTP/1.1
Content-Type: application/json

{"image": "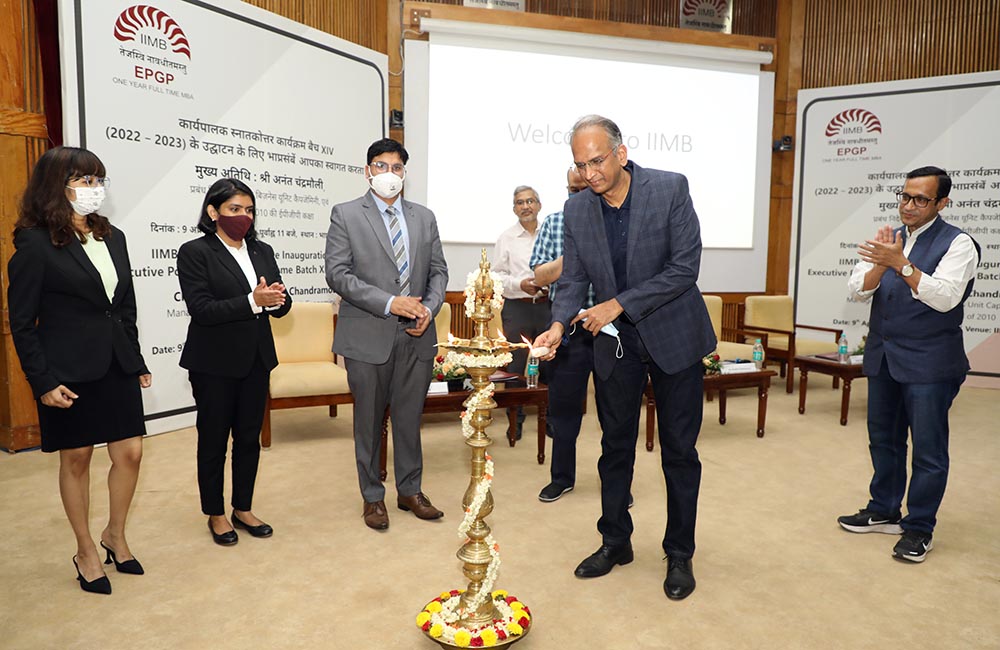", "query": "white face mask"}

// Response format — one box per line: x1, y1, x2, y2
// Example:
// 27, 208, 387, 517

67, 185, 106, 215
368, 170, 404, 200
571, 310, 624, 359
